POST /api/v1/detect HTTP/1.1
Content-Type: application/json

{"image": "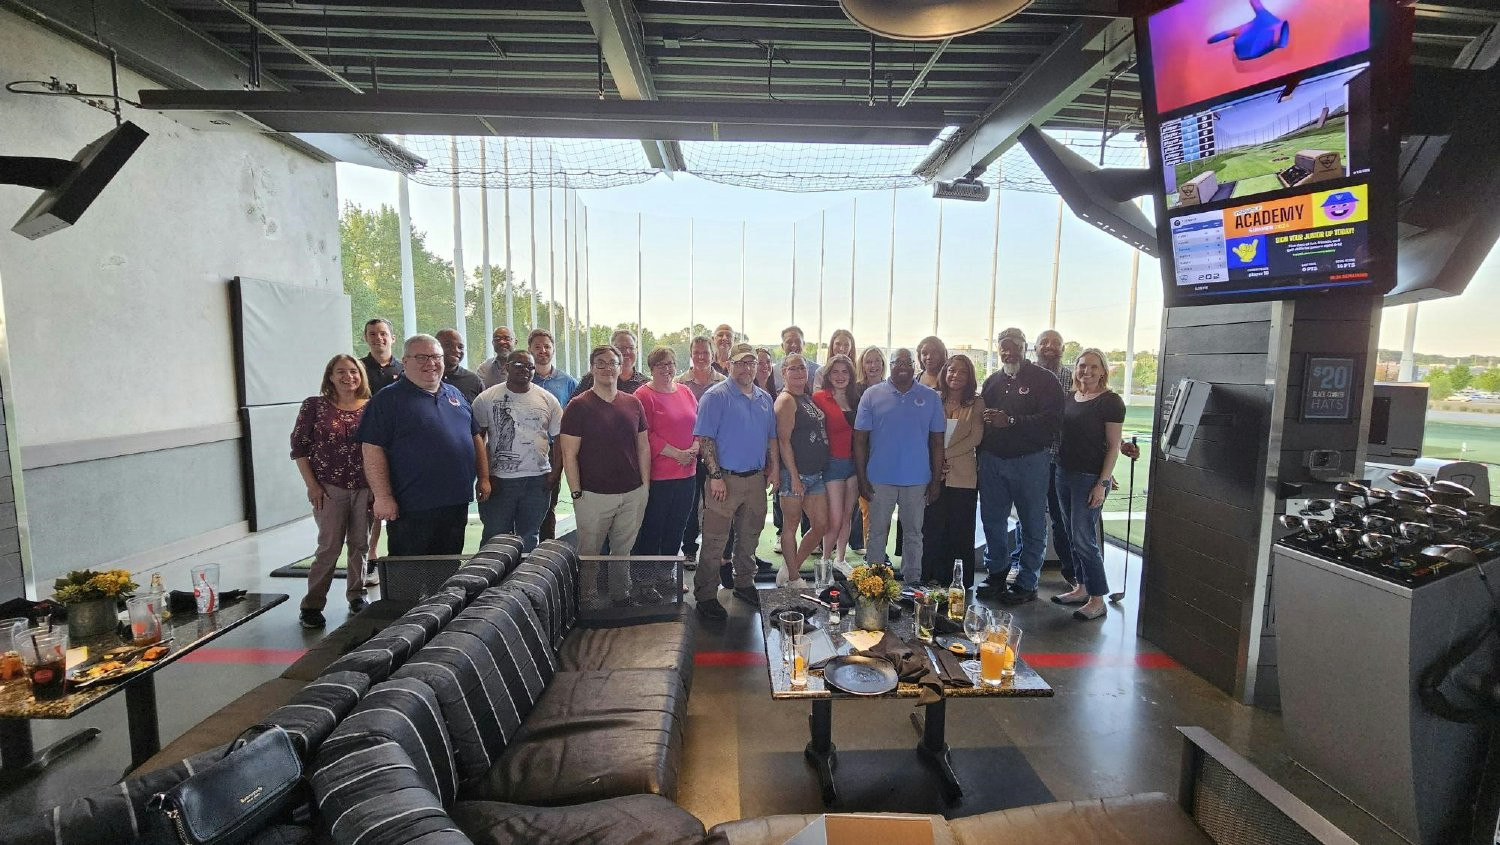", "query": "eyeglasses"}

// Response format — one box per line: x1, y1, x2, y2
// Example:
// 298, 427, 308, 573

507, 361, 535, 370
406, 354, 444, 364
